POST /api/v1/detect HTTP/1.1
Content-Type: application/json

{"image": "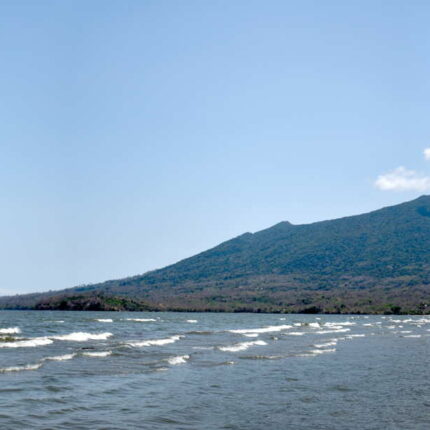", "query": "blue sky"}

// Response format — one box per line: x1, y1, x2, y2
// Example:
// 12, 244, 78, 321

1, 0, 429, 295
